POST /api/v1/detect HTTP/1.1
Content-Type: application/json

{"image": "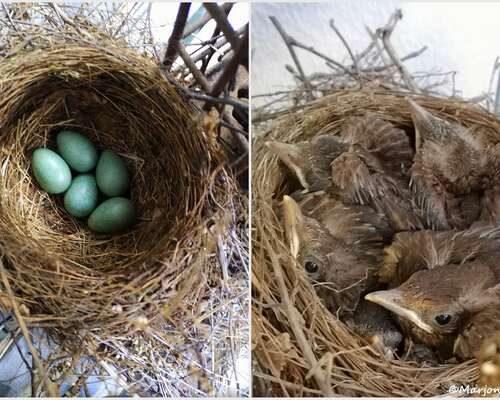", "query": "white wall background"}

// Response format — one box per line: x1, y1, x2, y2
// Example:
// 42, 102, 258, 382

251, 1, 500, 105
